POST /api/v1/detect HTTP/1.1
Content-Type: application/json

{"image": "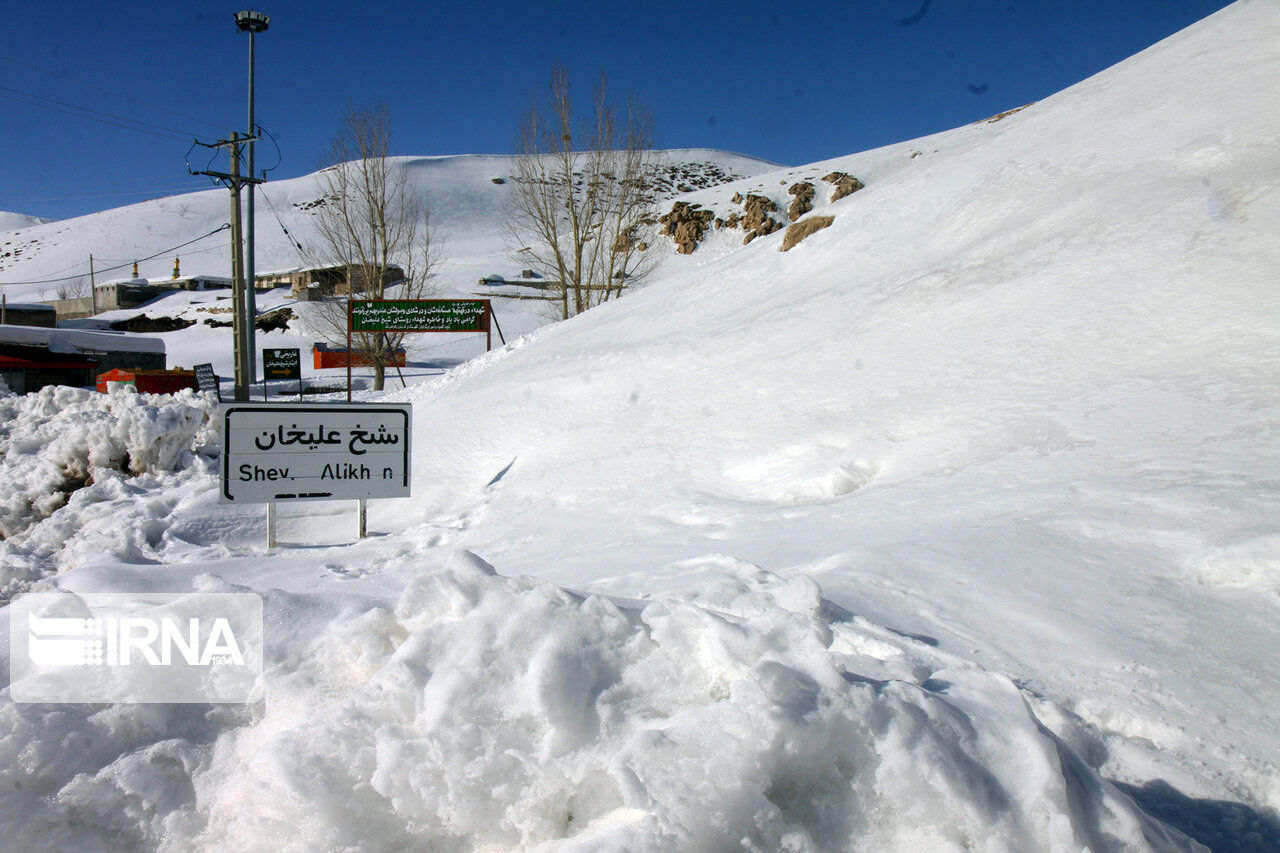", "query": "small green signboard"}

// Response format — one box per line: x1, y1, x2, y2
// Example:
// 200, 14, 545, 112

262, 348, 303, 401
262, 348, 301, 380
349, 300, 488, 333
